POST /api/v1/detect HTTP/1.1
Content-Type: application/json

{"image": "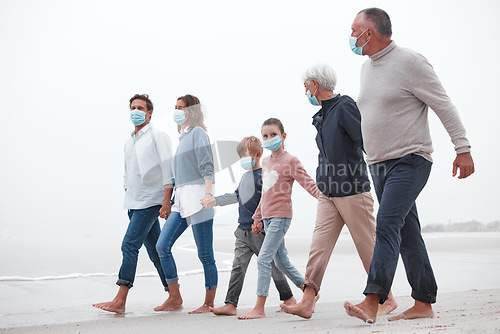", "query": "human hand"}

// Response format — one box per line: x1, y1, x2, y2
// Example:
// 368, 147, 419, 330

252, 220, 263, 235
200, 195, 216, 209
159, 202, 172, 219
200, 194, 215, 209
452, 152, 475, 179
